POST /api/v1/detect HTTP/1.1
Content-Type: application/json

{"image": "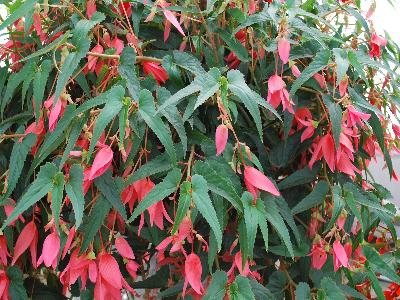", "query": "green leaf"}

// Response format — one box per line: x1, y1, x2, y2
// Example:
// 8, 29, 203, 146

249, 279, 274, 300
320, 277, 346, 300
295, 282, 311, 300
273, 196, 301, 243
219, 30, 249, 62
345, 6, 370, 35
321, 94, 342, 148
94, 170, 127, 220
2, 163, 57, 229
138, 89, 176, 164
158, 87, 188, 154
53, 13, 105, 106
0, 0, 35, 31
324, 186, 345, 232
264, 197, 294, 257
51, 172, 65, 232
204, 271, 228, 300
191, 174, 223, 251
171, 181, 191, 234
363, 246, 400, 284
65, 164, 85, 228
2, 134, 36, 200
278, 164, 319, 190
228, 70, 279, 139
128, 168, 181, 222
172, 50, 206, 76
193, 159, 243, 212
291, 181, 329, 214
17, 32, 70, 63
193, 68, 221, 110
59, 115, 87, 170
256, 200, 269, 252
33, 60, 52, 119
7, 266, 28, 300
242, 193, 259, 260
229, 276, 256, 300
234, 5, 271, 33
124, 152, 173, 187
348, 87, 383, 116
87, 98, 123, 159
290, 49, 331, 98
75, 85, 125, 115
80, 195, 111, 253
119, 47, 140, 100
156, 80, 201, 112
348, 50, 367, 83
333, 48, 349, 84
366, 269, 385, 300
344, 191, 364, 232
